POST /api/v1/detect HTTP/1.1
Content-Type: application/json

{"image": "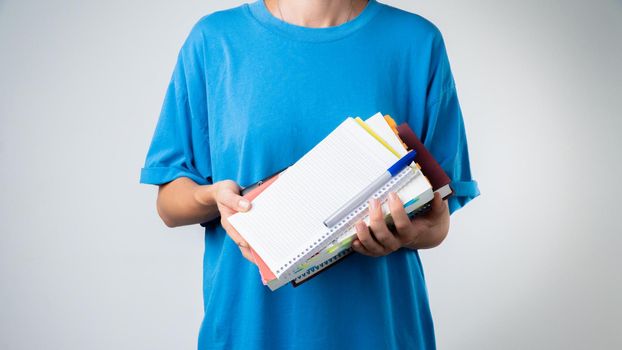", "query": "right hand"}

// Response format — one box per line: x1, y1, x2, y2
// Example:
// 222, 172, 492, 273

195, 180, 254, 263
